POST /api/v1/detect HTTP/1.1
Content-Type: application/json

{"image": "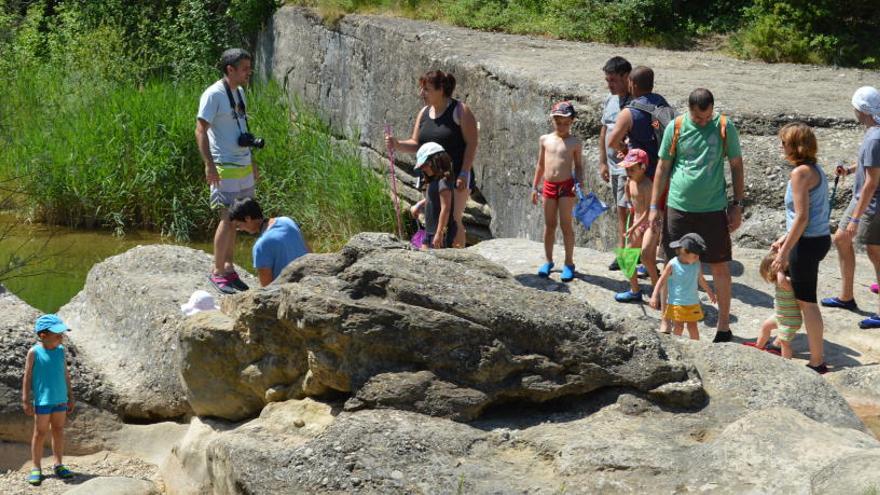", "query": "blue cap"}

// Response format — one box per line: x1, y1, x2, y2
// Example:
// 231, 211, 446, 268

34, 314, 70, 334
